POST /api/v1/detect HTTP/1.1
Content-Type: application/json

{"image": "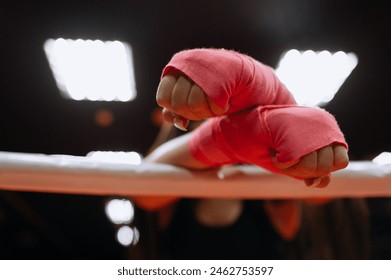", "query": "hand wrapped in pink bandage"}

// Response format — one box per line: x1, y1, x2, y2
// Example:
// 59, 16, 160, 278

157, 48, 296, 130
151, 48, 349, 188
189, 105, 348, 188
